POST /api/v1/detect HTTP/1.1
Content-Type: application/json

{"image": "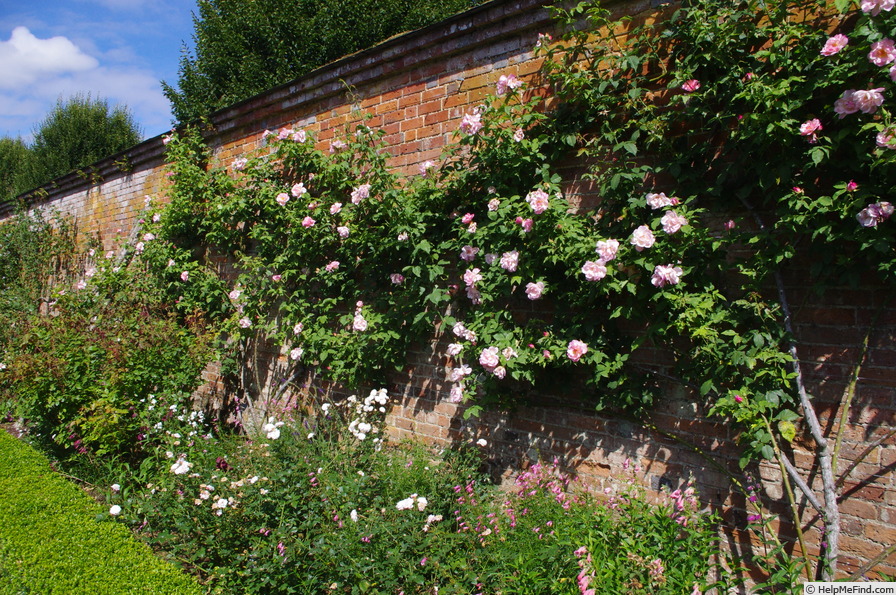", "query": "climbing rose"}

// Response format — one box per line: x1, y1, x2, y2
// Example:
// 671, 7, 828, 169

463, 268, 483, 286
630, 225, 656, 251
180, 271, 189, 282
337, 226, 349, 238
856, 202, 894, 227
330, 139, 346, 153
799, 119, 822, 143
834, 90, 859, 117
447, 343, 463, 356
862, 0, 896, 16
567, 340, 588, 362
854, 88, 885, 113
459, 112, 483, 135
292, 129, 307, 142
877, 128, 896, 149
290, 348, 303, 360
870, 39, 896, 66
513, 128, 525, 142
325, 261, 340, 272
419, 160, 435, 176
488, 198, 500, 211
681, 79, 700, 93
330, 202, 342, 214
821, 34, 848, 56
461, 212, 475, 224
526, 189, 550, 214
651, 264, 684, 287
352, 312, 368, 332
525, 281, 544, 300
351, 184, 370, 204
520, 218, 533, 232
390, 273, 404, 284
496, 74, 522, 95
460, 245, 478, 261
479, 346, 500, 370
500, 250, 519, 272
661, 211, 688, 234
646, 192, 677, 209
232, 157, 247, 171
291, 183, 307, 197
276, 192, 290, 206
581, 260, 607, 281
109, 505, 122, 516
302, 216, 316, 227
239, 317, 252, 328
596, 239, 619, 261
